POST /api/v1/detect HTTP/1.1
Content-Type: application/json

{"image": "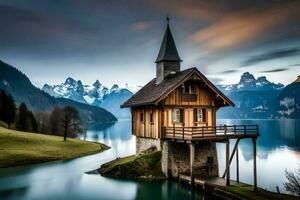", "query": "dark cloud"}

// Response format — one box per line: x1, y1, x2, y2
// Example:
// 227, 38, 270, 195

242, 47, 300, 66
218, 69, 238, 74
0, 0, 298, 86
289, 64, 300, 67
260, 68, 289, 73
